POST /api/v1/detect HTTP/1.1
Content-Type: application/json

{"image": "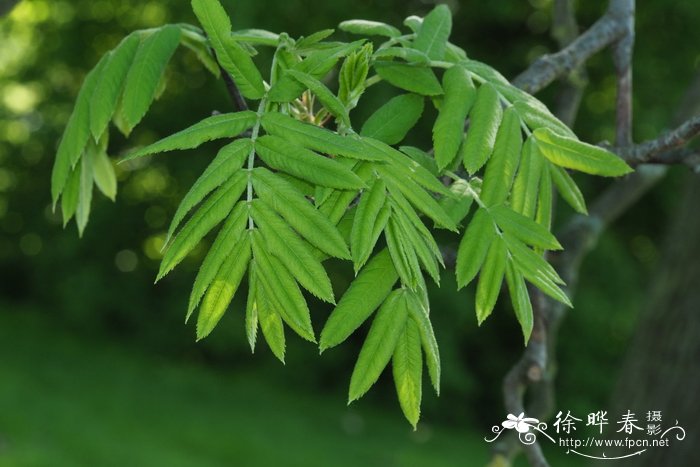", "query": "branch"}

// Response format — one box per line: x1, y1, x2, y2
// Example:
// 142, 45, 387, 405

614, 115, 700, 165
513, 0, 633, 95
551, 0, 588, 127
